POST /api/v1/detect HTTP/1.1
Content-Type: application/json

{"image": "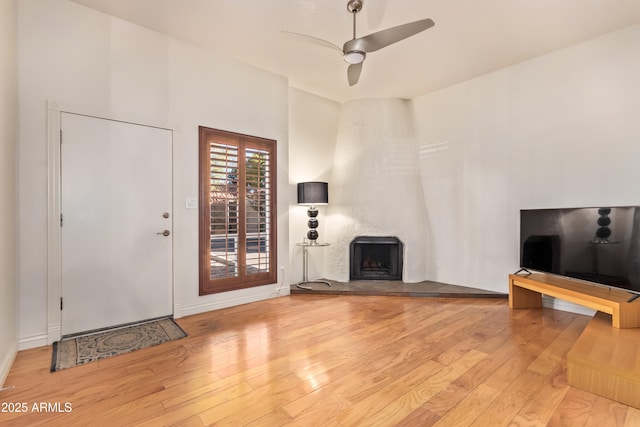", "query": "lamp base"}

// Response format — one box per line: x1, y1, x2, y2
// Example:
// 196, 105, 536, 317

307, 206, 319, 243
